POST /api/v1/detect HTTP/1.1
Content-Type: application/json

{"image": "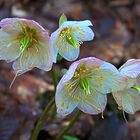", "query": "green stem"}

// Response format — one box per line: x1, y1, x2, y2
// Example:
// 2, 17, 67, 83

55, 110, 81, 140
31, 66, 59, 140
50, 65, 58, 119
50, 103, 57, 119
31, 97, 55, 140
51, 65, 58, 91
